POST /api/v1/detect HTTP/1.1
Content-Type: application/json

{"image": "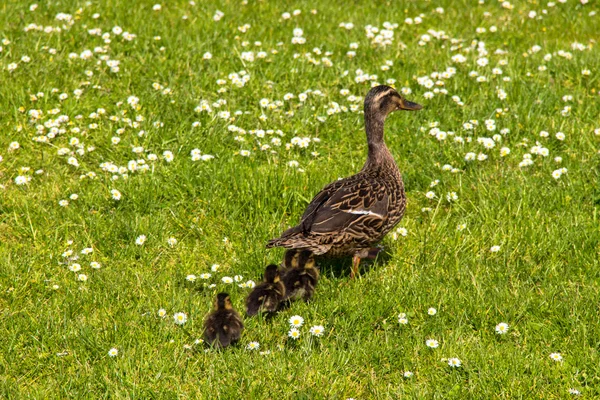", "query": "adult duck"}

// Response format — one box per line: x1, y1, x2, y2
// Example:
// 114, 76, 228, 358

267, 85, 422, 278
